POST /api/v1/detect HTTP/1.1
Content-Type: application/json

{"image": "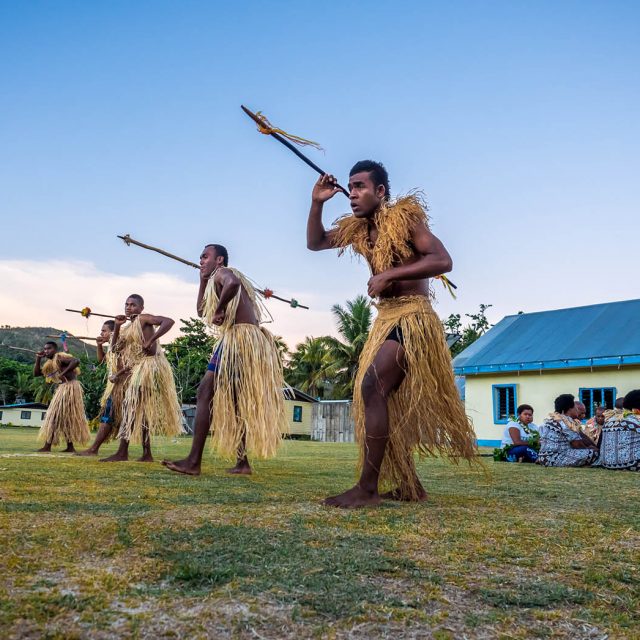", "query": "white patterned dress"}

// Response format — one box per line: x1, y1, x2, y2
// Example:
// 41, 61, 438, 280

537, 413, 598, 467
596, 412, 640, 471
